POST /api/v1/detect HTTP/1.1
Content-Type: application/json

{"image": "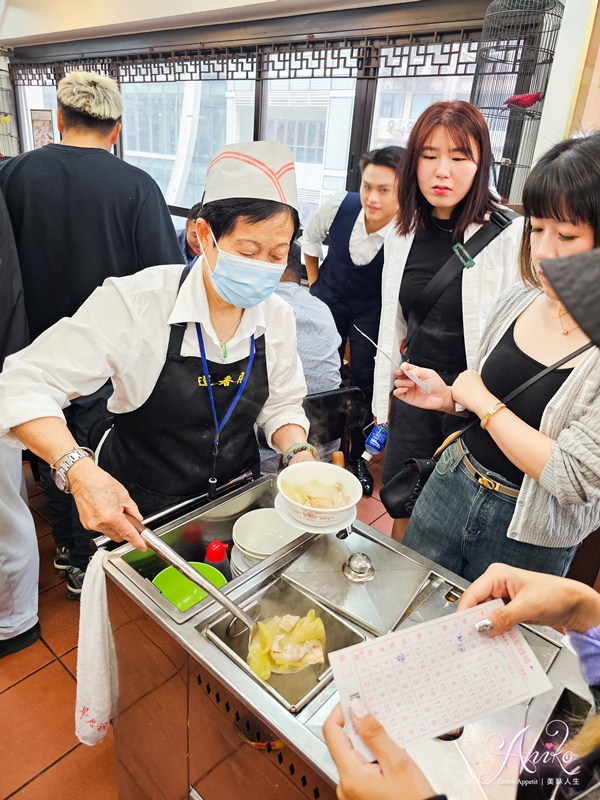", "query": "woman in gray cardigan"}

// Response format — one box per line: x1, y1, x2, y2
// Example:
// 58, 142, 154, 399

393, 134, 600, 580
